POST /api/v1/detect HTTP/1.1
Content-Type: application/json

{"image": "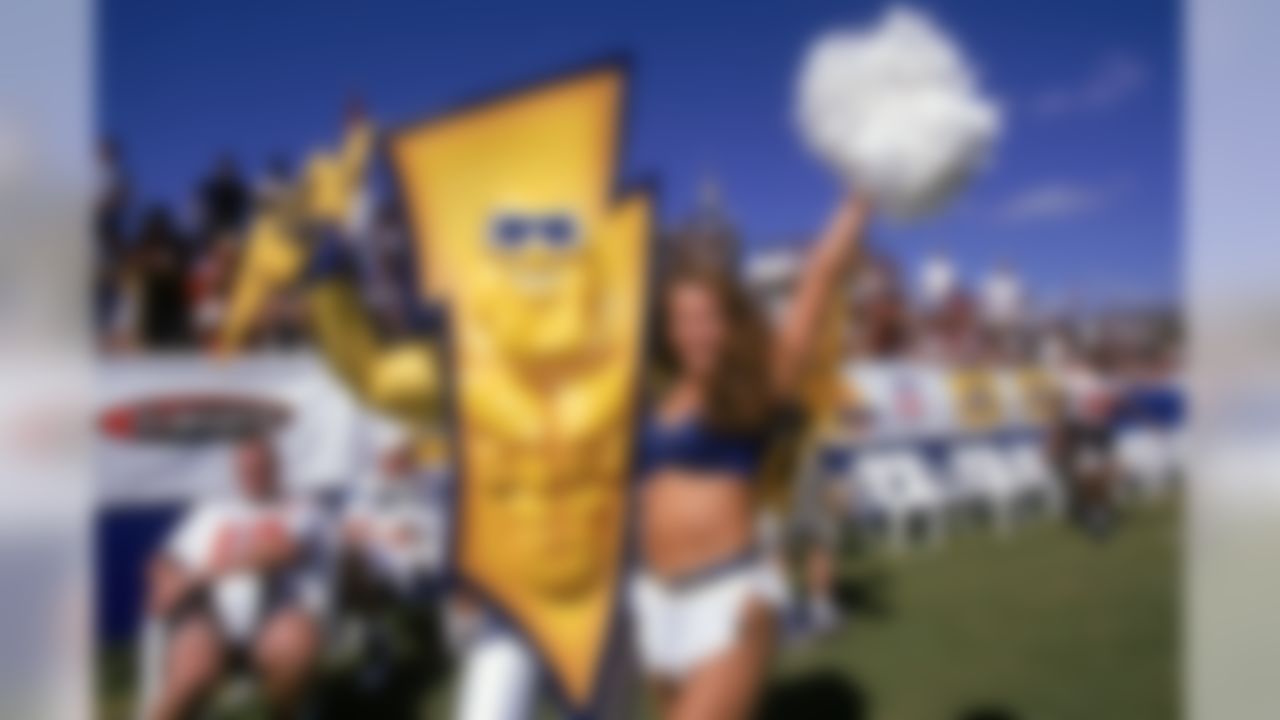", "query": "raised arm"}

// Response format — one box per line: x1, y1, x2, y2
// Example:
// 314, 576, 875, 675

215, 115, 445, 429
772, 193, 871, 398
